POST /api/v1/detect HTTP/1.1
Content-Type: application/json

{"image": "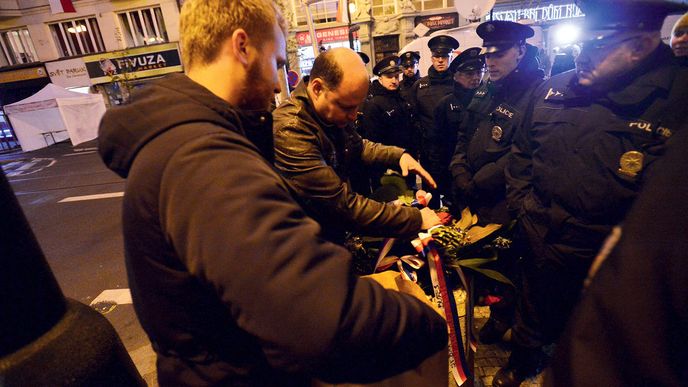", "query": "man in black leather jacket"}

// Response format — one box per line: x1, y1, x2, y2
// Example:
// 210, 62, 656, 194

273, 48, 441, 244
